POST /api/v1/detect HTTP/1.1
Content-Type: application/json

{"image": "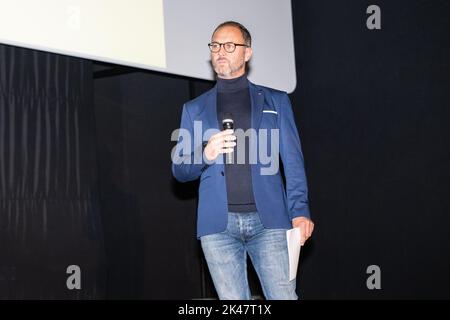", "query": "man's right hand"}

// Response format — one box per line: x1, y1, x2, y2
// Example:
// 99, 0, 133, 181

204, 129, 236, 161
